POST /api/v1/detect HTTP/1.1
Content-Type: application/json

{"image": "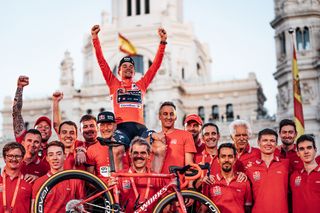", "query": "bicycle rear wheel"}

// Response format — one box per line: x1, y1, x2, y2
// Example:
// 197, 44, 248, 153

33, 170, 114, 213
153, 190, 219, 213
